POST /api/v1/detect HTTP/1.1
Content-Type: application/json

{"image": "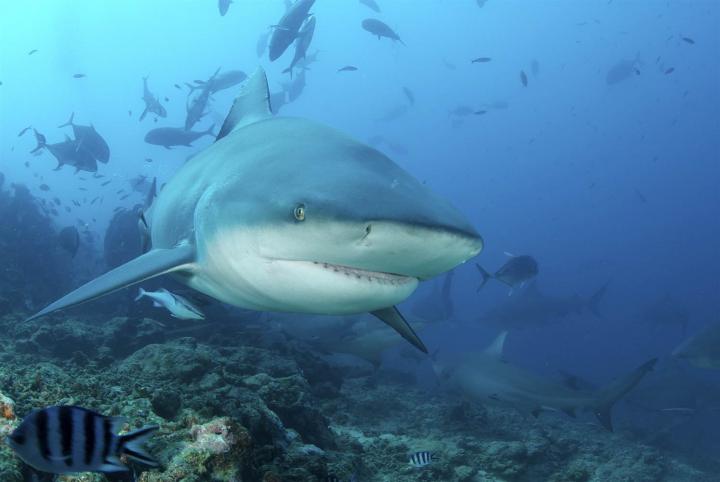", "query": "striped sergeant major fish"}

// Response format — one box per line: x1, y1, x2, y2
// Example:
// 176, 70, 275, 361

409, 451, 433, 468
6, 405, 159, 475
